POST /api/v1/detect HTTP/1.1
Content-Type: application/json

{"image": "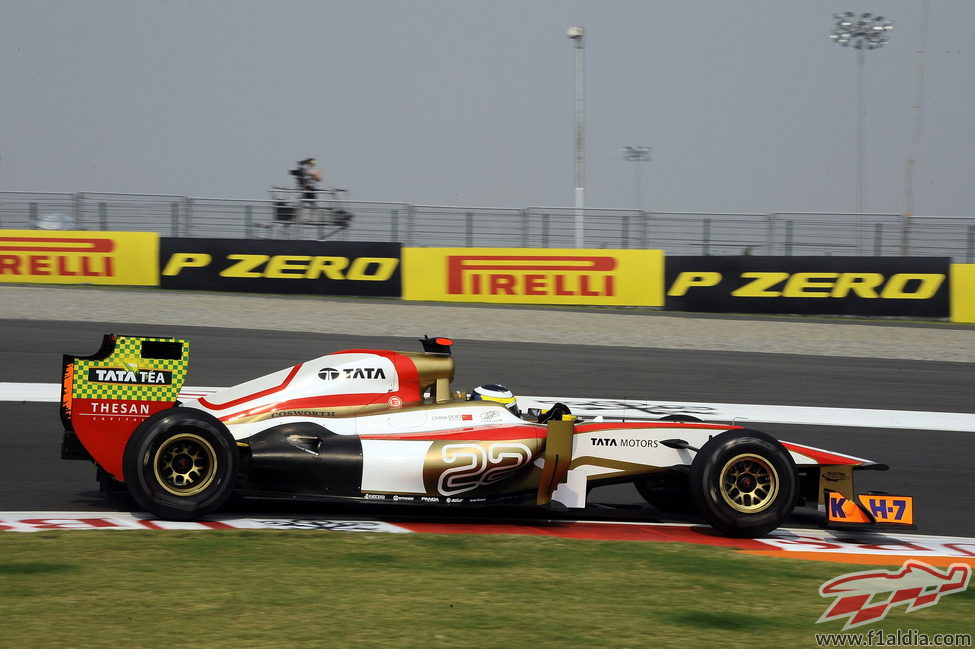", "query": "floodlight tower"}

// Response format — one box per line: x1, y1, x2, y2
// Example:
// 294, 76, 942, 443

830, 12, 894, 214
568, 26, 585, 247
